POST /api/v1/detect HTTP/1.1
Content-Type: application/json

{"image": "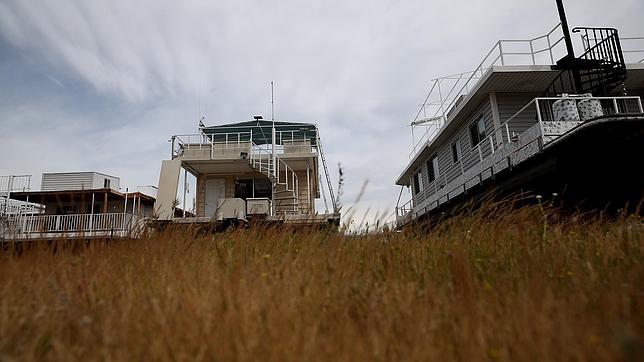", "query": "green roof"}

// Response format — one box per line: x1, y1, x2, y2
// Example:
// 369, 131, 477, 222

201, 120, 318, 145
